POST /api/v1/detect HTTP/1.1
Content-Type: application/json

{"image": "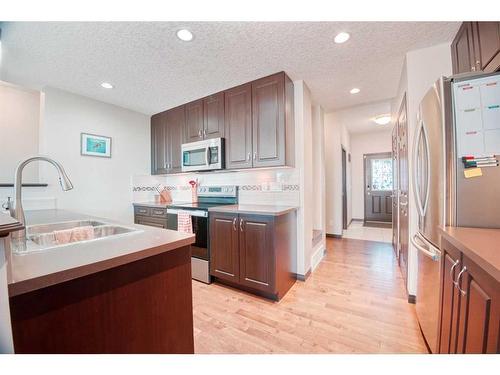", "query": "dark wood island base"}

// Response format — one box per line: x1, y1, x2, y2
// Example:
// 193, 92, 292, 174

9, 245, 194, 354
